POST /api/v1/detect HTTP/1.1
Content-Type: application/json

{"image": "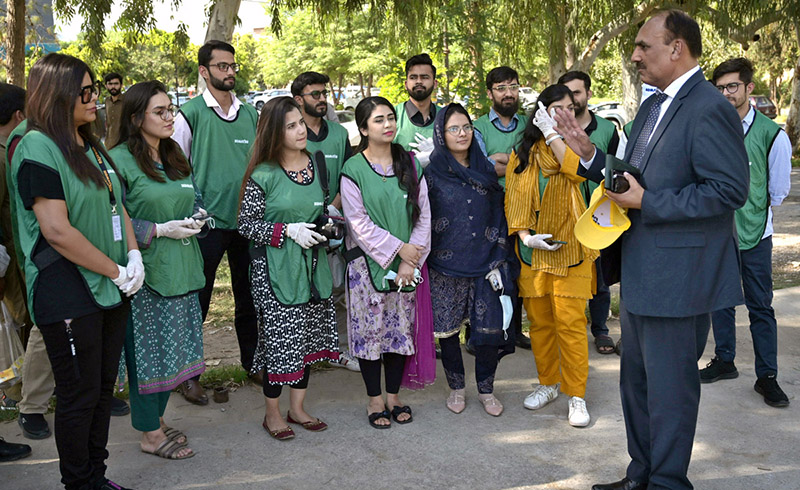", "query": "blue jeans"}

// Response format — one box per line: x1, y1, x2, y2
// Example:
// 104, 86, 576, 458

710, 236, 777, 378
589, 257, 611, 337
